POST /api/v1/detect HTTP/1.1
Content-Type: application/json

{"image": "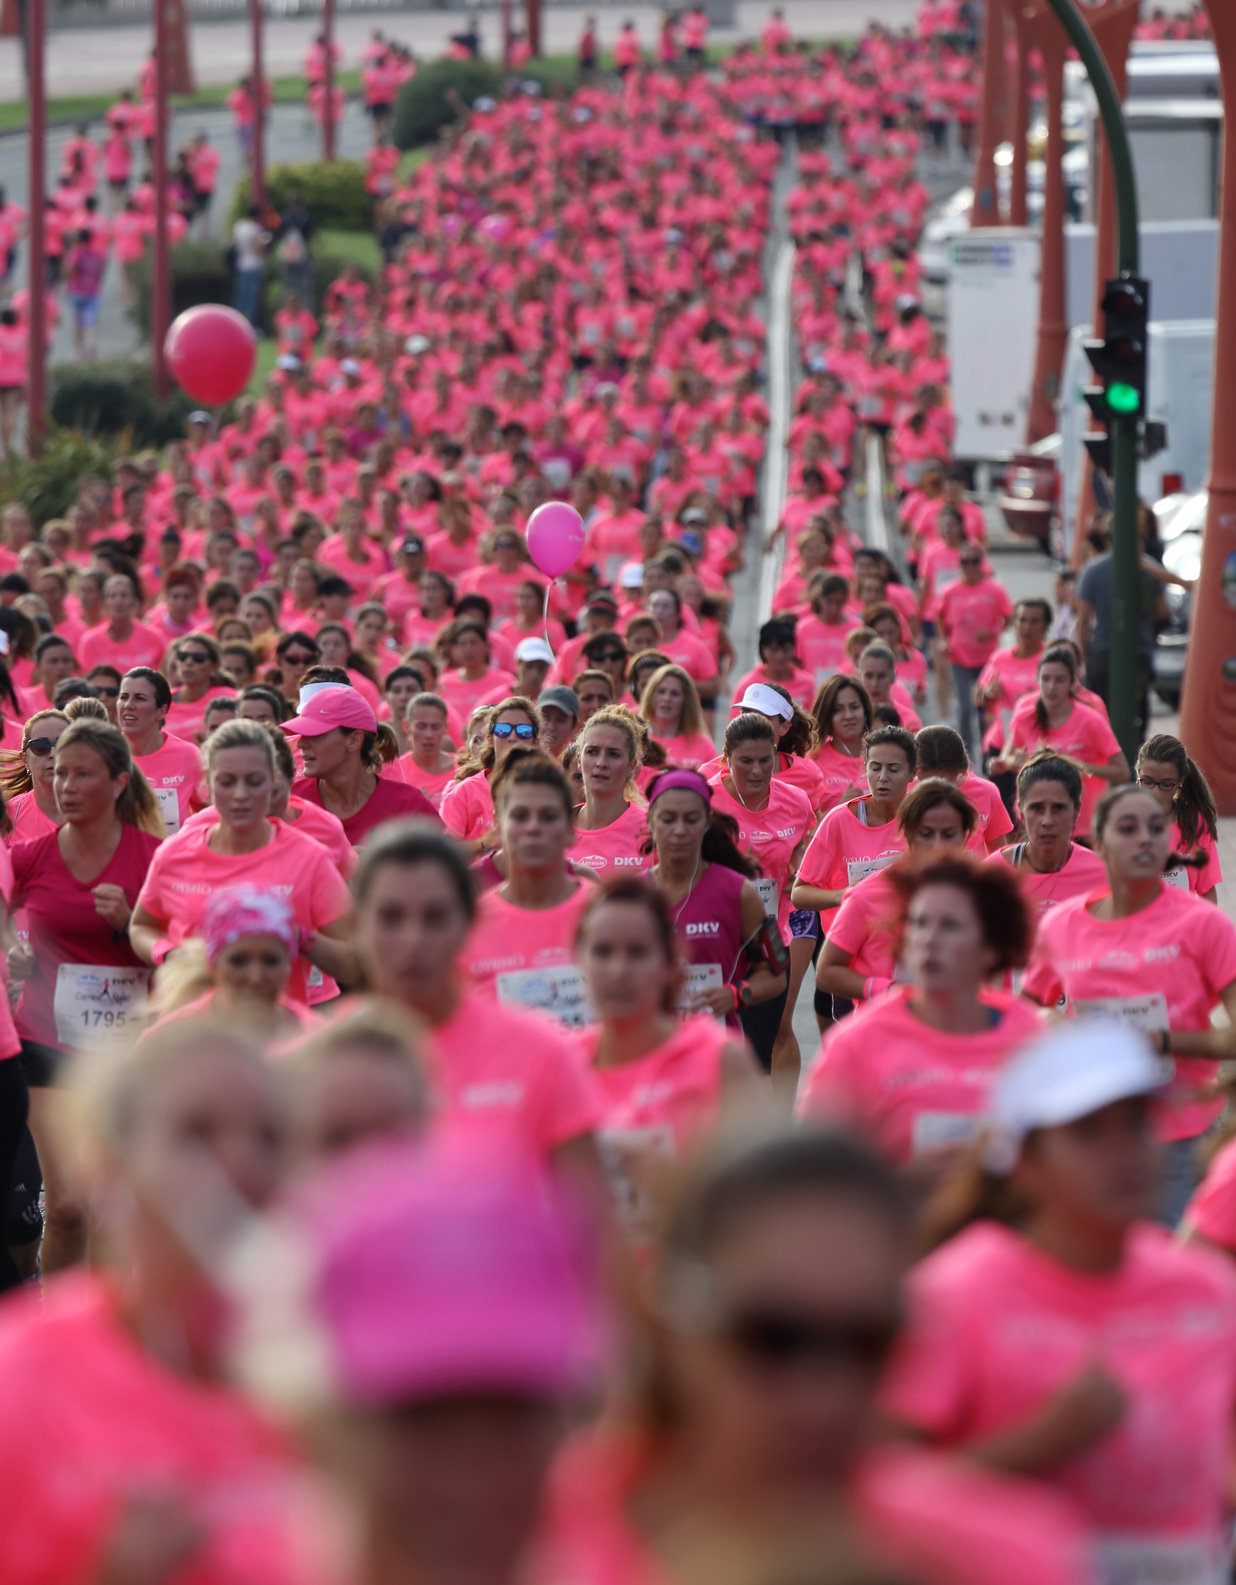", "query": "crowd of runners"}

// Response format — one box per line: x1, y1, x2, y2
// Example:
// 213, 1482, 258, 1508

0, 5, 1232, 1584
